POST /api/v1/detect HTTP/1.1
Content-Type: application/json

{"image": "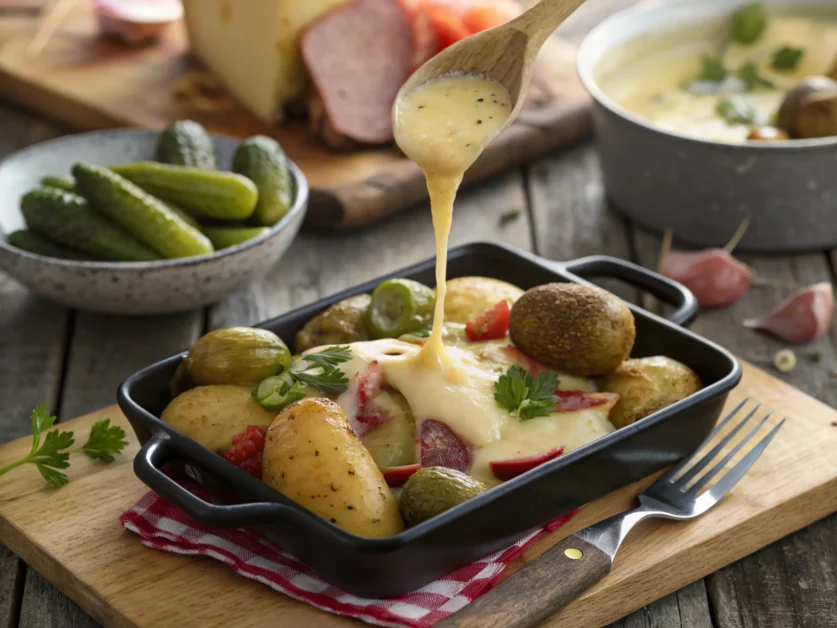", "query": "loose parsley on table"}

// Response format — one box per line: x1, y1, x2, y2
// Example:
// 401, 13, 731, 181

0, 405, 128, 486
494, 365, 560, 420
